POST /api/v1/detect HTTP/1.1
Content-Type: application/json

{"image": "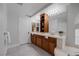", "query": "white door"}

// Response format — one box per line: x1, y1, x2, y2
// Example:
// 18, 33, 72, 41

19, 17, 31, 44
0, 4, 7, 56
26, 19, 31, 43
